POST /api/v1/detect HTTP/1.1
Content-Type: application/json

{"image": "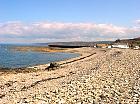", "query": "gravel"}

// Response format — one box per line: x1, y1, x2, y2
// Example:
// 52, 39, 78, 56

0, 48, 140, 104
